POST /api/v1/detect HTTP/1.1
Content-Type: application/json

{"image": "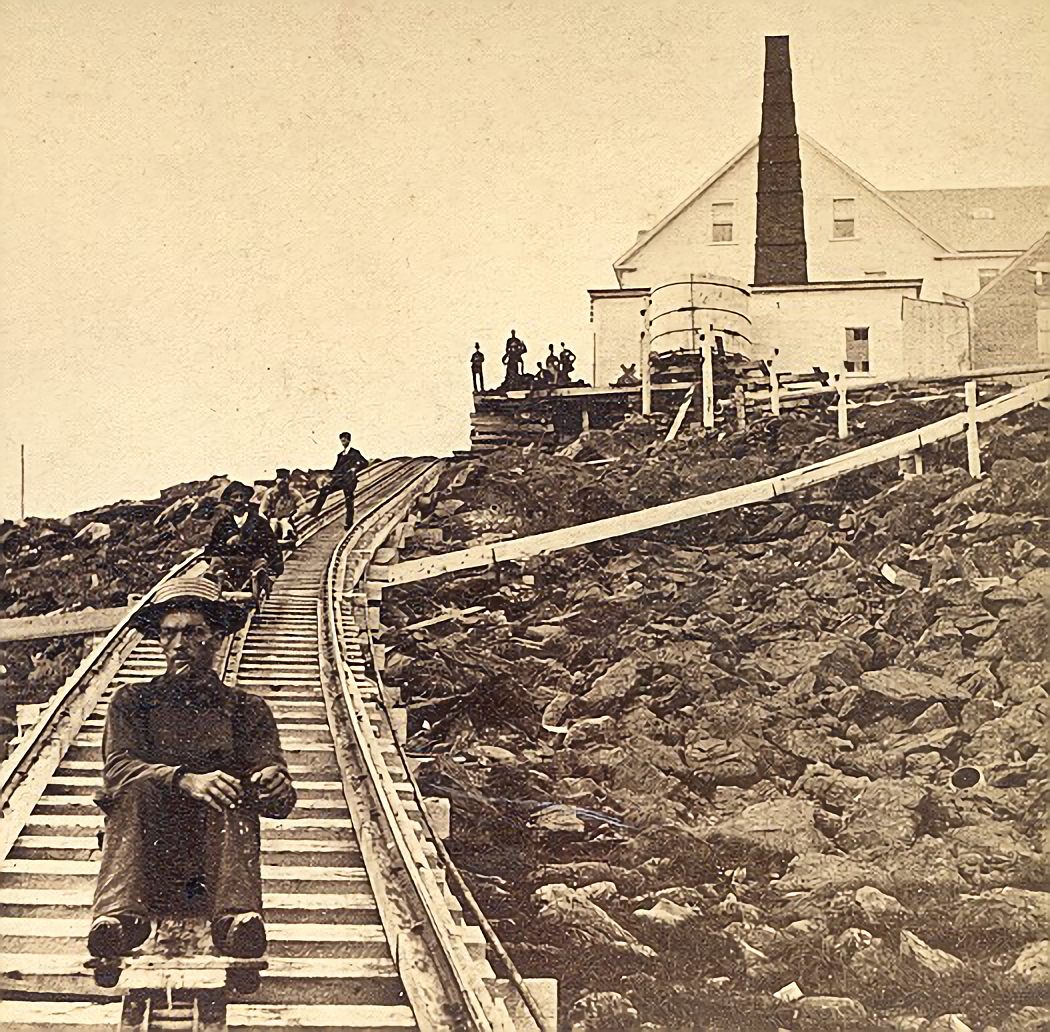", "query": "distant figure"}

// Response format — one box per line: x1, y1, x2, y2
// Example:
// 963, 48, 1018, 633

204, 482, 284, 605
309, 432, 369, 530
470, 342, 485, 392
545, 344, 560, 380
558, 342, 576, 385
259, 468, 307, 548
502, 329, 527, 387
534, 361, 554, 386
